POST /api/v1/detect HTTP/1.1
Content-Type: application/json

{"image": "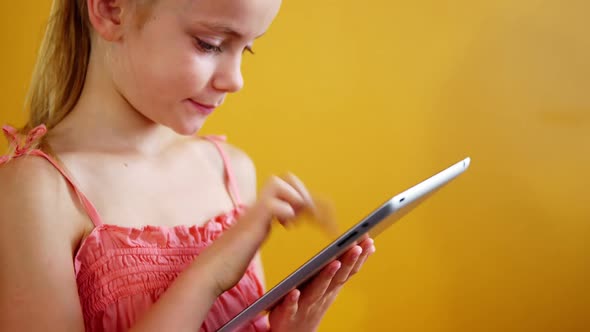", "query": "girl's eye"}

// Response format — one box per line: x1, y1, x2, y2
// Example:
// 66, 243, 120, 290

195, 38, 222, 53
